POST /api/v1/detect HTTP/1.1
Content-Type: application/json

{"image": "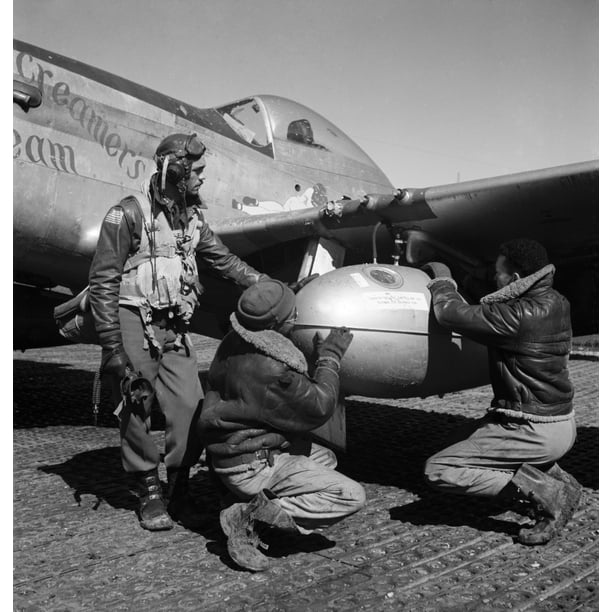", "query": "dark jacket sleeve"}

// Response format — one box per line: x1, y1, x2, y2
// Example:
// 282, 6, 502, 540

195, 218, 267, 288
262, 364, 340, 433
429, 279, 521, 344
88, 200, 140, 348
